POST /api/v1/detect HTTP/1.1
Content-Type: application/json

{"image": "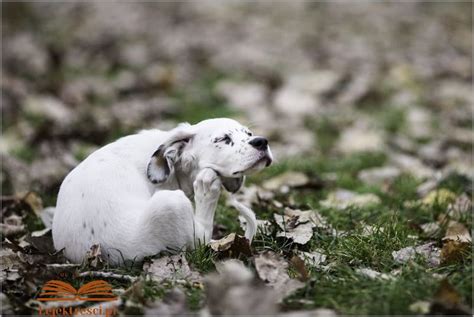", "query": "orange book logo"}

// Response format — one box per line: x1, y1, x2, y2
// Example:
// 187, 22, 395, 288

37, 280, 117, 302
